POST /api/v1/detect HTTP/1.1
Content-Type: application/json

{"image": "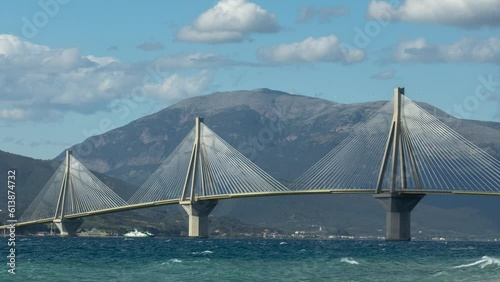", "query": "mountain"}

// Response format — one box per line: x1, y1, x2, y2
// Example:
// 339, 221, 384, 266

0, 150, 58, 216
26, 89, 500, 237
61, 89, 500, 183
